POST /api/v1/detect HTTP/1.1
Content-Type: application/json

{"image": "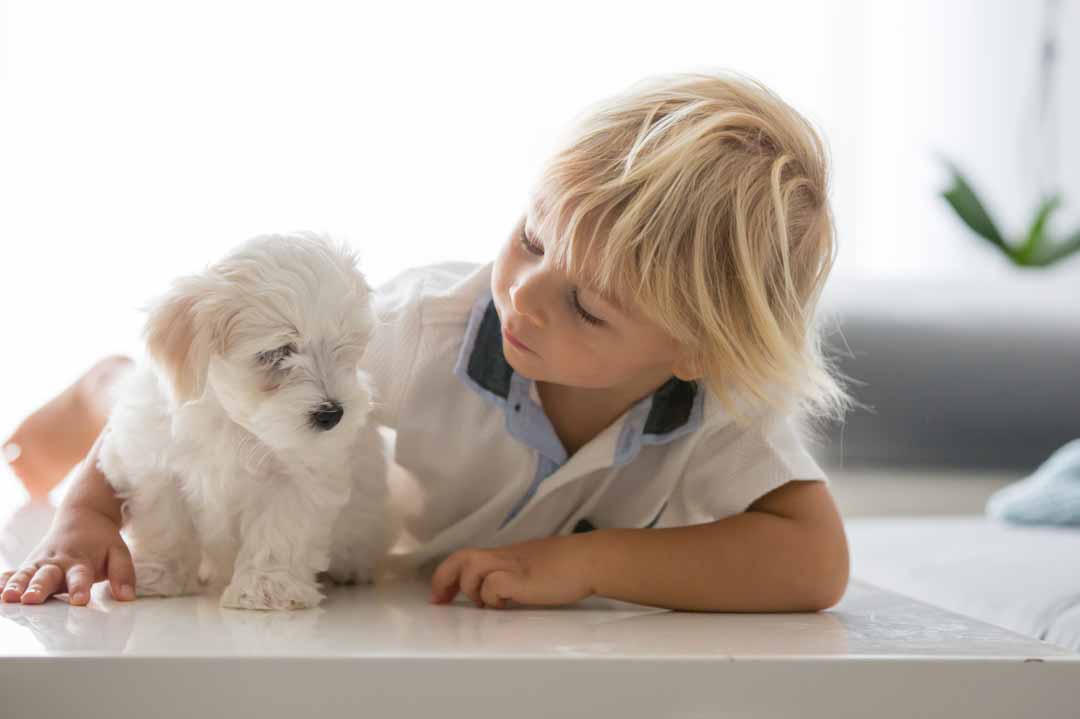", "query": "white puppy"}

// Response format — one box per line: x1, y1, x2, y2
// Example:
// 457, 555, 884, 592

97, 231, 394, 610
